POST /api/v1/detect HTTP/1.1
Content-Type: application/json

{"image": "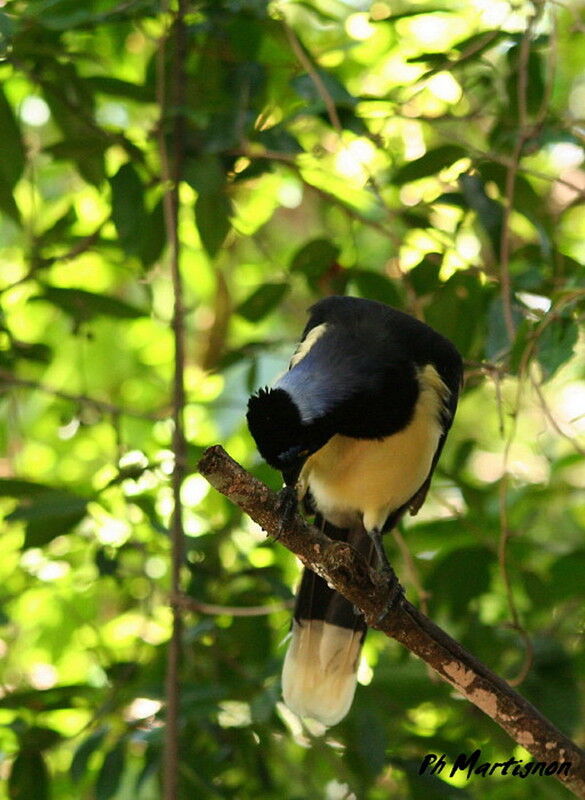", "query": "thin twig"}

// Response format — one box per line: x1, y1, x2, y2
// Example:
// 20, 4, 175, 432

497, 474, 534, 687
391, 528, 430, 615
0, 369, 164, 421
283, 23, 342, 132
157, 3, 188, 799
531, 375, 585, 457
171, 594, 293, 617
499, 11, 538, 342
